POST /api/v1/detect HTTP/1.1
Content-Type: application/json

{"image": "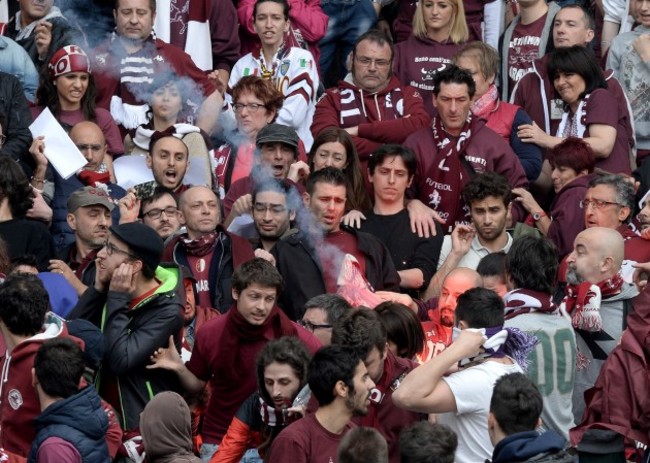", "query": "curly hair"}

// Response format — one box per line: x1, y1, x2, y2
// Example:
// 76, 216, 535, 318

0, 157, 35, 218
